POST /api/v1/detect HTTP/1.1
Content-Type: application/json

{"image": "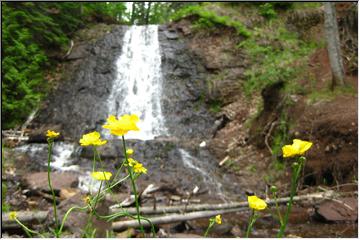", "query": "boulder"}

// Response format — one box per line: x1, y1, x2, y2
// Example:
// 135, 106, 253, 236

24, 172, 79, 192
314, 197, 358, 222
